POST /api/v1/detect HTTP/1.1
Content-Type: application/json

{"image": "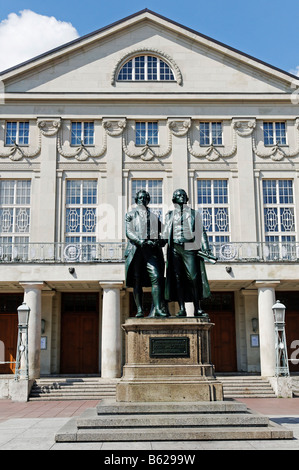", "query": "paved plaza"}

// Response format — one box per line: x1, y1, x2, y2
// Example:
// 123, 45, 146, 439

0, 398, 298, 450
